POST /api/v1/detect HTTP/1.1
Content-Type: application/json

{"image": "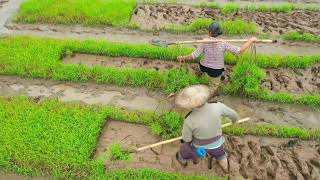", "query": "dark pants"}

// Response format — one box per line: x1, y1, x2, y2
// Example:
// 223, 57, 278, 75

179, 142, 225, 161
199, 63, 224, 78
